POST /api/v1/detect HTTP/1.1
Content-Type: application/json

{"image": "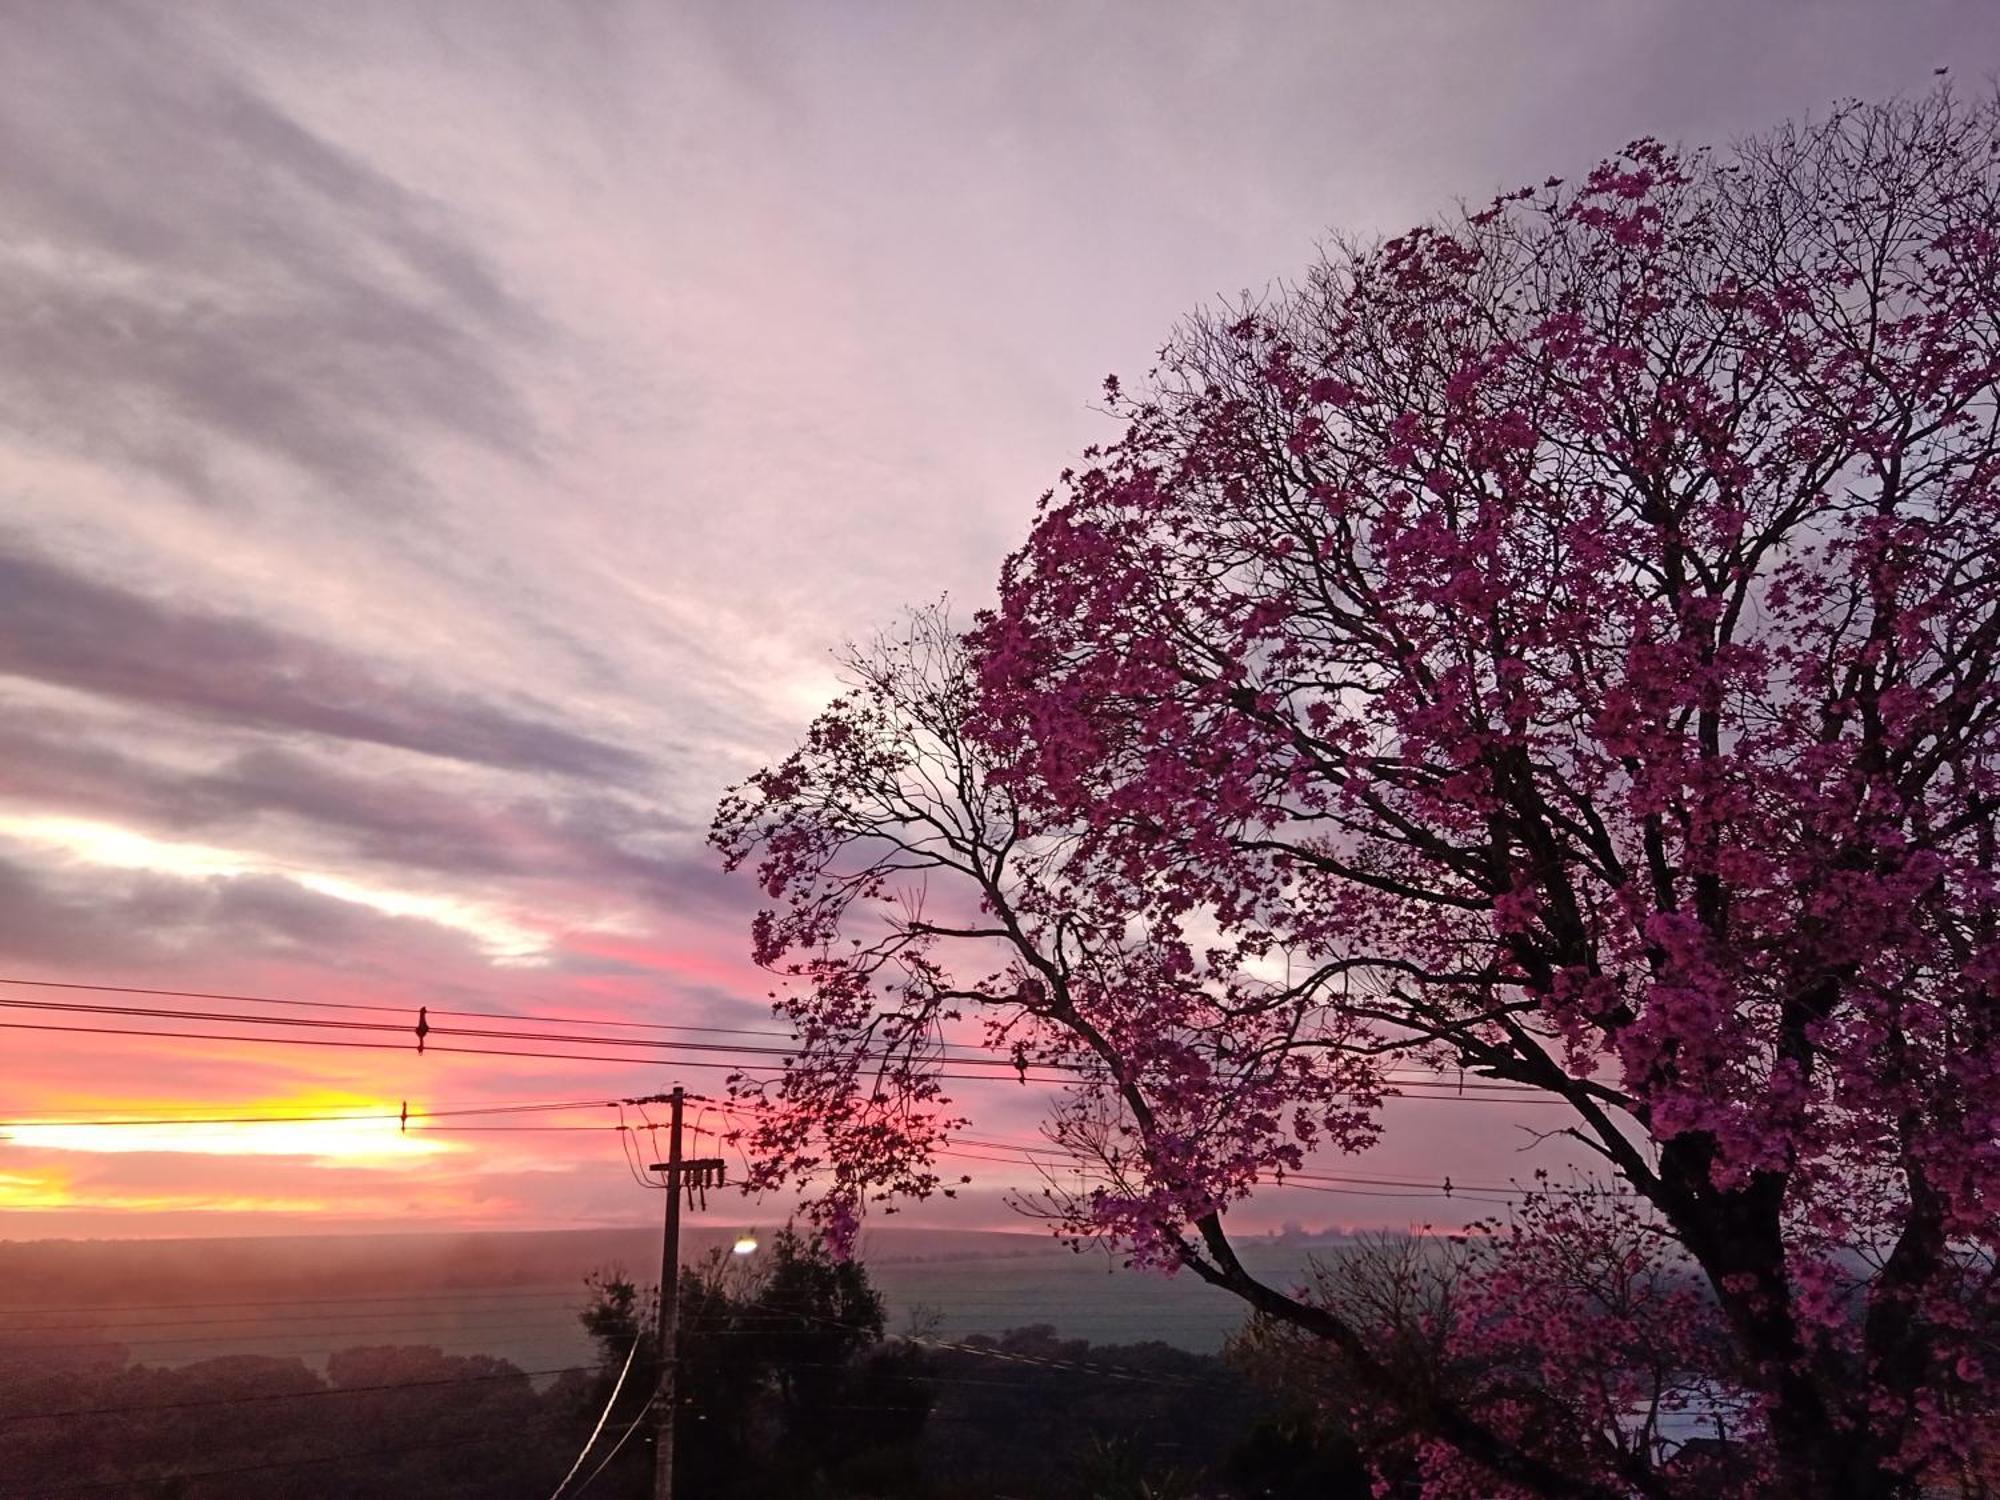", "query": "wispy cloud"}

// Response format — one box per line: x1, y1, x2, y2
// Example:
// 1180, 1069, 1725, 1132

0, 1, 538, 502
0, 547, 649, 782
